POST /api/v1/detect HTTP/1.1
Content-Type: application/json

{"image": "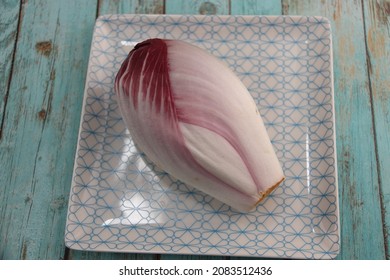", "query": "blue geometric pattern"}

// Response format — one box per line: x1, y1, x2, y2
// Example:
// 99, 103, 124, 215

65, 15, 339, 259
